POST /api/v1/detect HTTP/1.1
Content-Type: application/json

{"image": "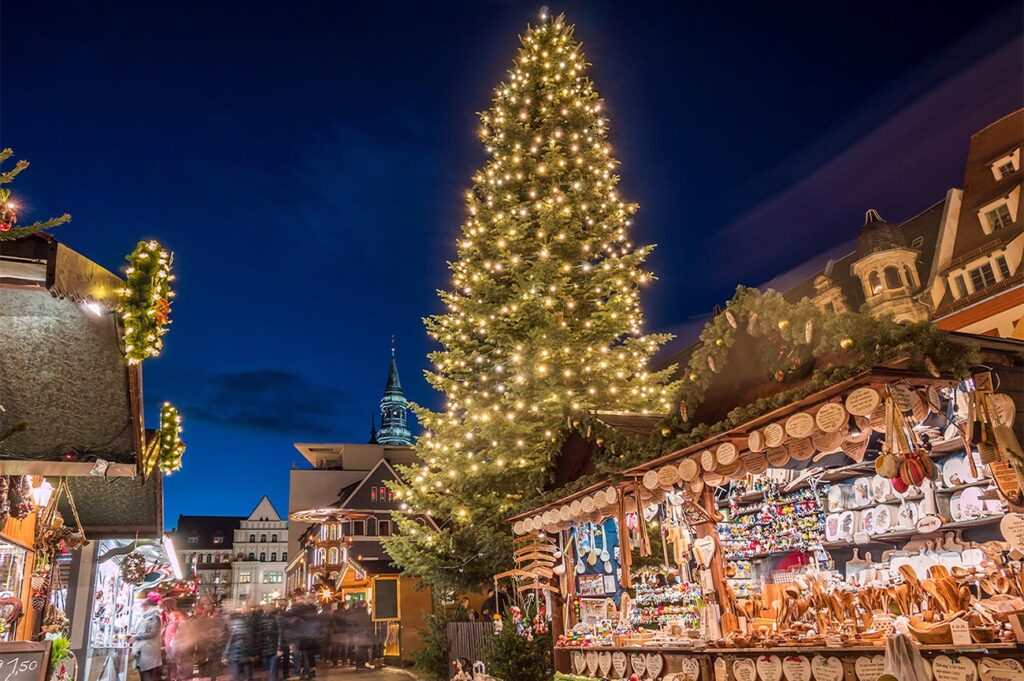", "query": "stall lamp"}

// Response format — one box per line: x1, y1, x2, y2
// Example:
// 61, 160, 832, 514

30, 478, 54, 508
81, 301, 104, 317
